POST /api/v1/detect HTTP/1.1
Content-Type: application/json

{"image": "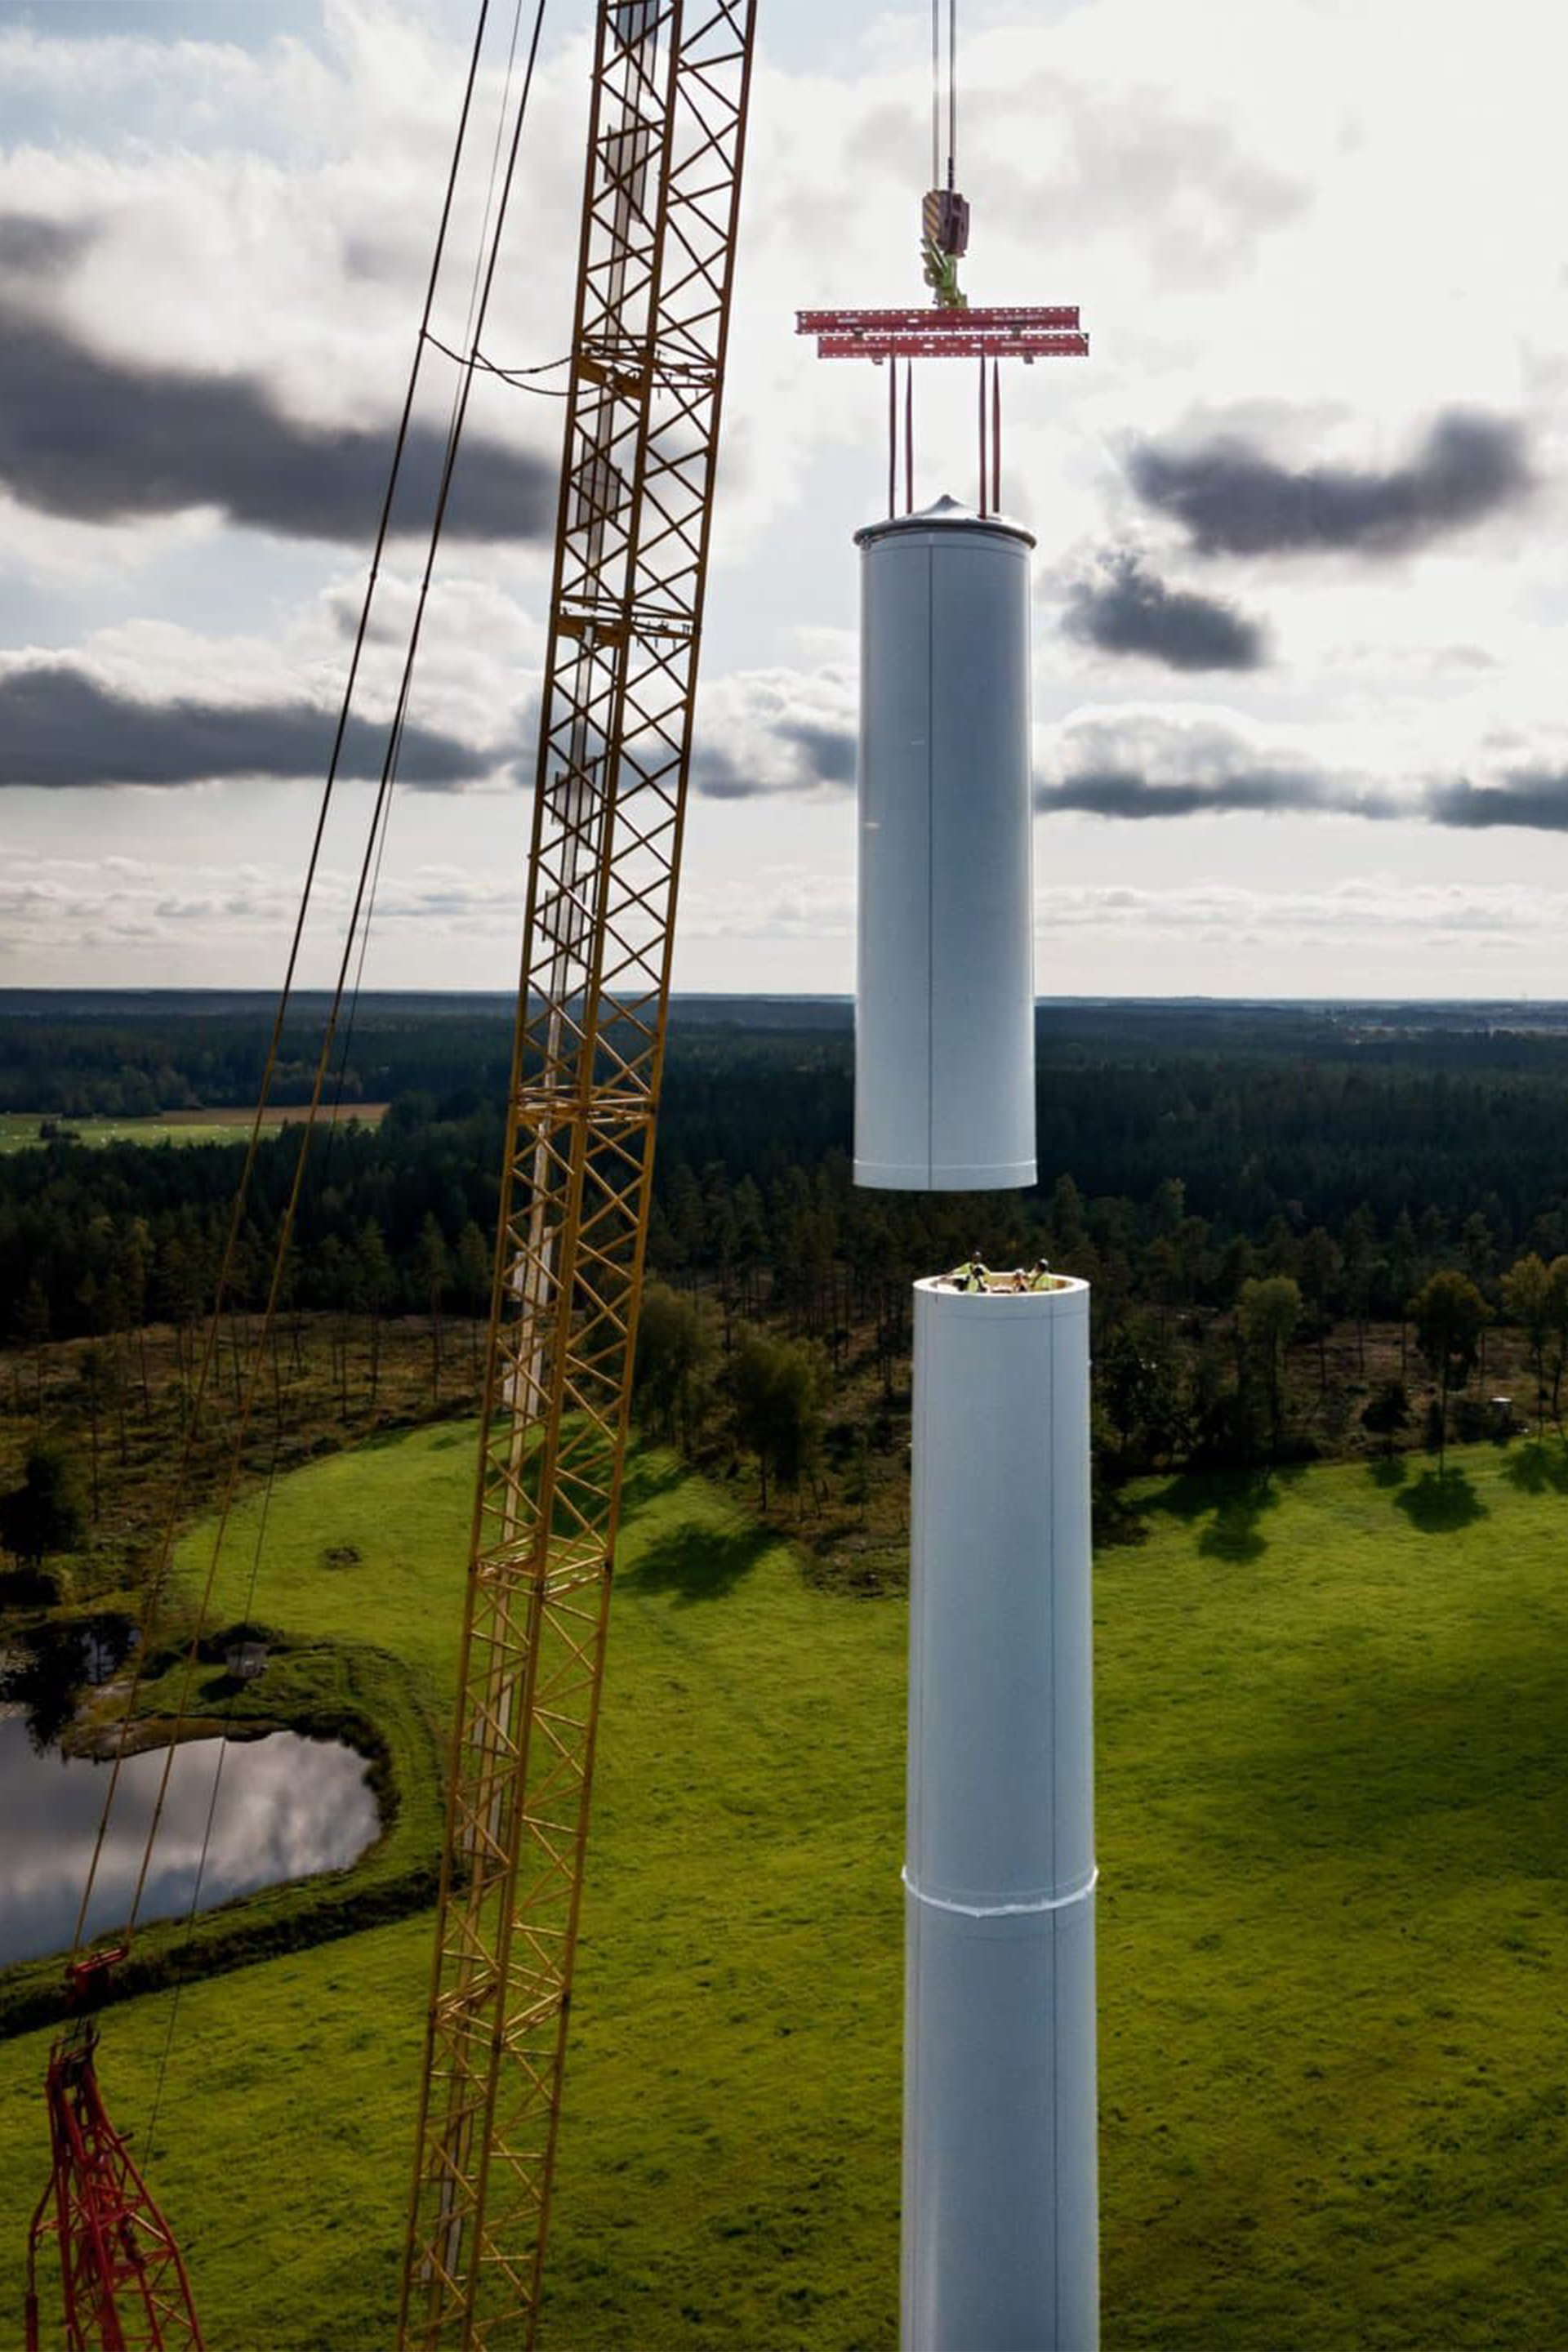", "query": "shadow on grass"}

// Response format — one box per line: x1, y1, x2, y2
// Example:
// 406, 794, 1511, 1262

0, 1563, 57, 1608
1367, 1454, 1409, 1490
621, 1451, 688, 1517
1505, 1441, 1568, 1497
200, 1668, 253, 1704
626, 1521, 776, 1603
1138, 1466, 1300, 1563
1393, 1468, 1487, 1534
418, 1423, 472, 1453
351, 1419, 470, 1458
1230, 1636, 1568, 1869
